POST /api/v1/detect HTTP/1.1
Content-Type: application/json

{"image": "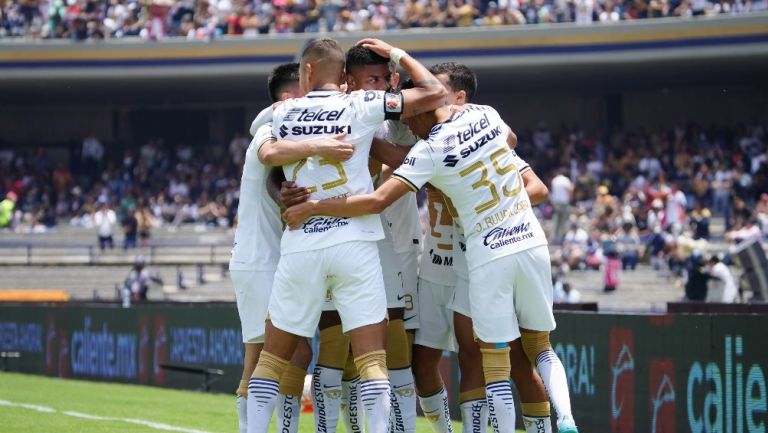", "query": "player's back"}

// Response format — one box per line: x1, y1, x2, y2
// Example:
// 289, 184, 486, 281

409, 105, 547, 270
273, 89, 386, 254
